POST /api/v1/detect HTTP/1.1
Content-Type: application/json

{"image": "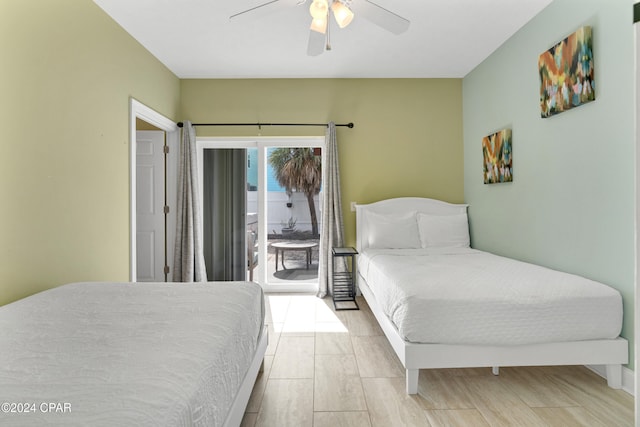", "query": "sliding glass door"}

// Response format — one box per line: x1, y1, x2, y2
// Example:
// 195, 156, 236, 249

197, 136, 324, 293
264, 146, 321, 290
